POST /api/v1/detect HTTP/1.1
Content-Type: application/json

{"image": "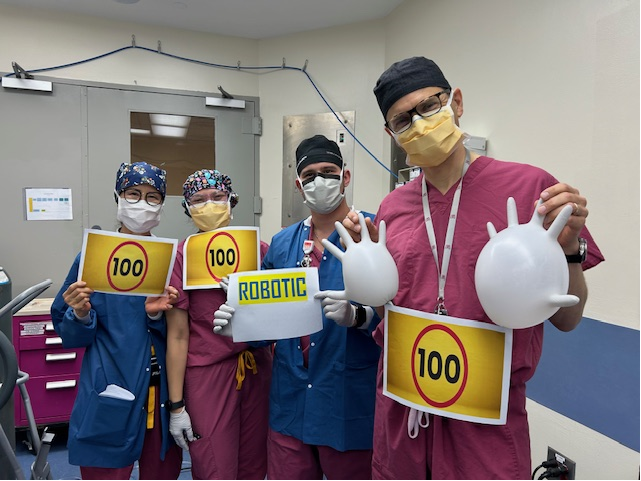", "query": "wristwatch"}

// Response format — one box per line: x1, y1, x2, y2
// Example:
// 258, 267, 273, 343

165, 399, 185, 411
566, 237, 587, 263
354, 305, 367, 328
